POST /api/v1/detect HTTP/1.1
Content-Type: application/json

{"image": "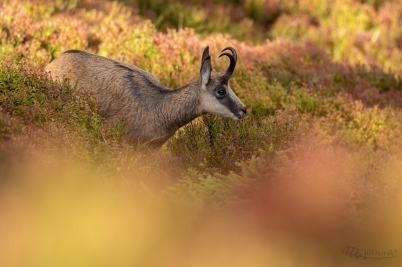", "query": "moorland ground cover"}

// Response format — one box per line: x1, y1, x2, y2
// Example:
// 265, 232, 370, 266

1, 1, 402, 266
